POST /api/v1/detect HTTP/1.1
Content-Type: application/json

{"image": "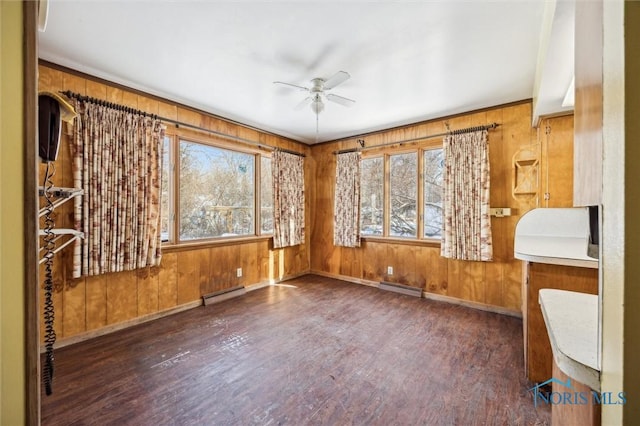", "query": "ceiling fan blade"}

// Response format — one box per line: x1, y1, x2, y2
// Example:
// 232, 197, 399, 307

294, 96, 313, 111
323, 71, 350, 90
326, 93, 355, 107
273, 81, 309, 92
